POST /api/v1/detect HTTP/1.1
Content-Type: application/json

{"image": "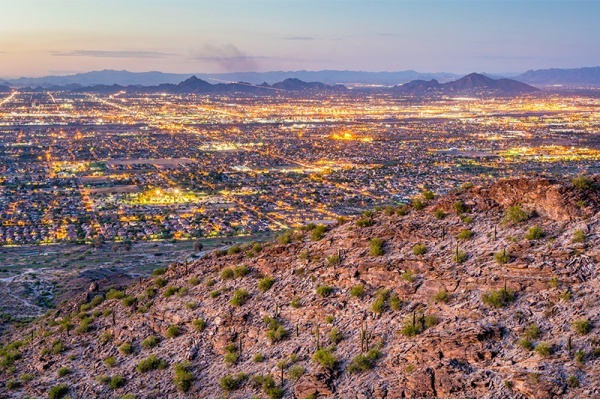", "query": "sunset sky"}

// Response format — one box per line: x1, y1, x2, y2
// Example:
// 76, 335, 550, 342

1, 0, 599, 77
